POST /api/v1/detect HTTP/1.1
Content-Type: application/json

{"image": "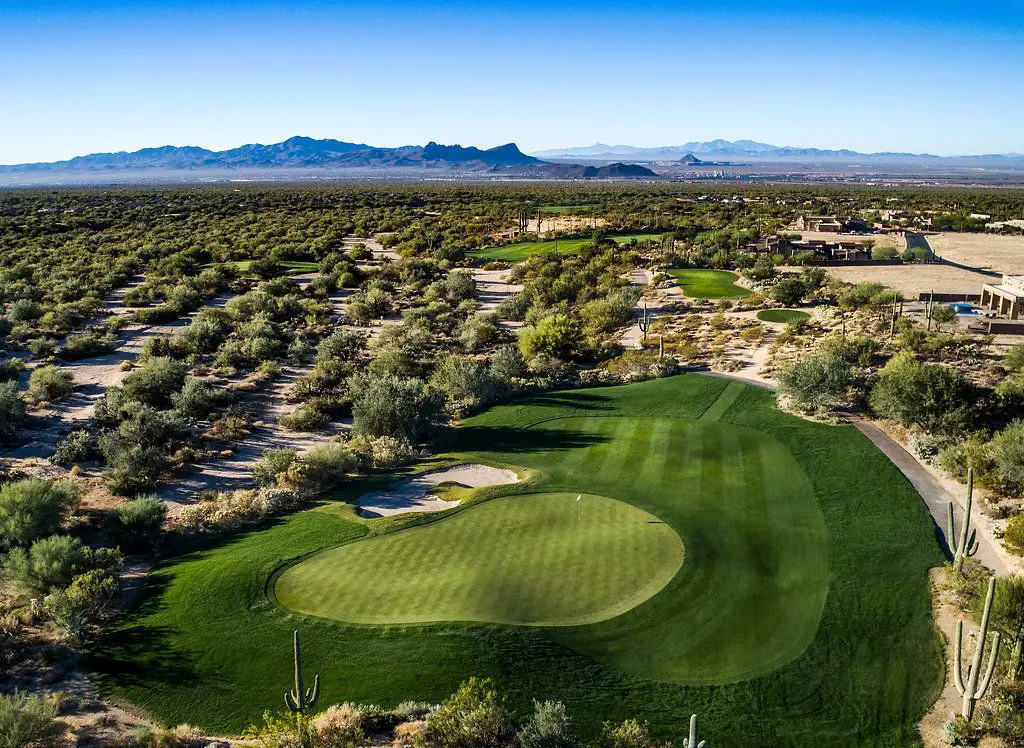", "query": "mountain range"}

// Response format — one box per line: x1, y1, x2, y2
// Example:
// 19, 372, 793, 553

0, 137, 661, 182
531, 140, 1024, 163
